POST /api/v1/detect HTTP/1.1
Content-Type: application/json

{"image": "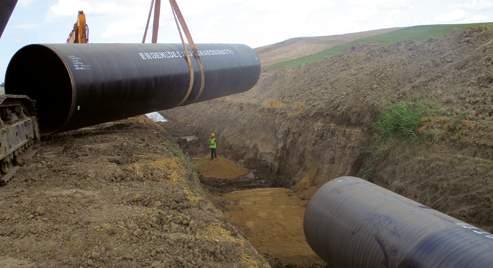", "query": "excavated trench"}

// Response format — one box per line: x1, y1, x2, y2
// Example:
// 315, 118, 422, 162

170, 109, 493, 267
164, 28, 493, 267
187, 154, 326, 268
